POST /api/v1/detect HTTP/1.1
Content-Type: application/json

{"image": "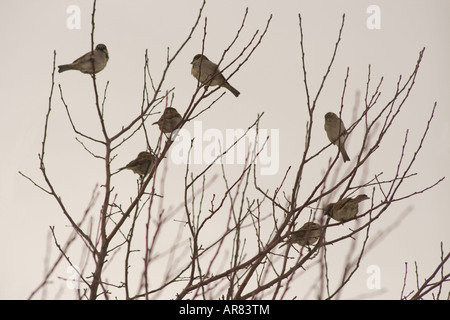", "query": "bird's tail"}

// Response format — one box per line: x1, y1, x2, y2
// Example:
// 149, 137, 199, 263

112, 167, 125, 176
58, 64, 73, 73
340, 147, 350, 162
223, 82, 240, 97
278, 241, 288, 249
